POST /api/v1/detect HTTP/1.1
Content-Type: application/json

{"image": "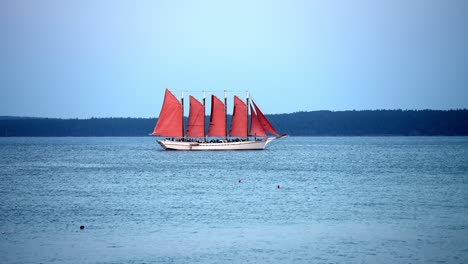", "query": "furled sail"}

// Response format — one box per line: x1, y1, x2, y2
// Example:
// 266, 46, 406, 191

152, 89, 183, 137
229, 96, 247, 138
186, 96, 205, 138
252, 101, 279, 136
208, 95, 226, 137
249, 105, 267, 137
